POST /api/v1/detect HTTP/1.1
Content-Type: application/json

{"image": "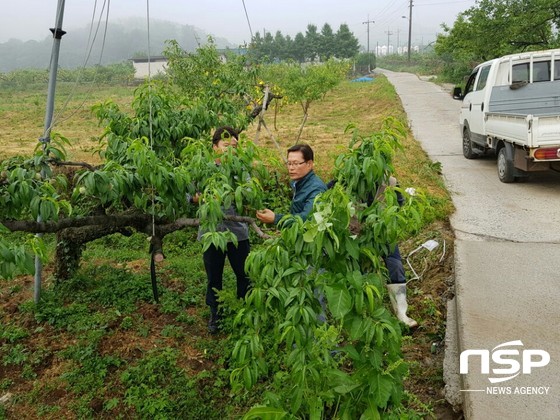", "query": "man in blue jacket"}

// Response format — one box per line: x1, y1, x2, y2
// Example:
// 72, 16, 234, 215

256, 144, 327, 225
